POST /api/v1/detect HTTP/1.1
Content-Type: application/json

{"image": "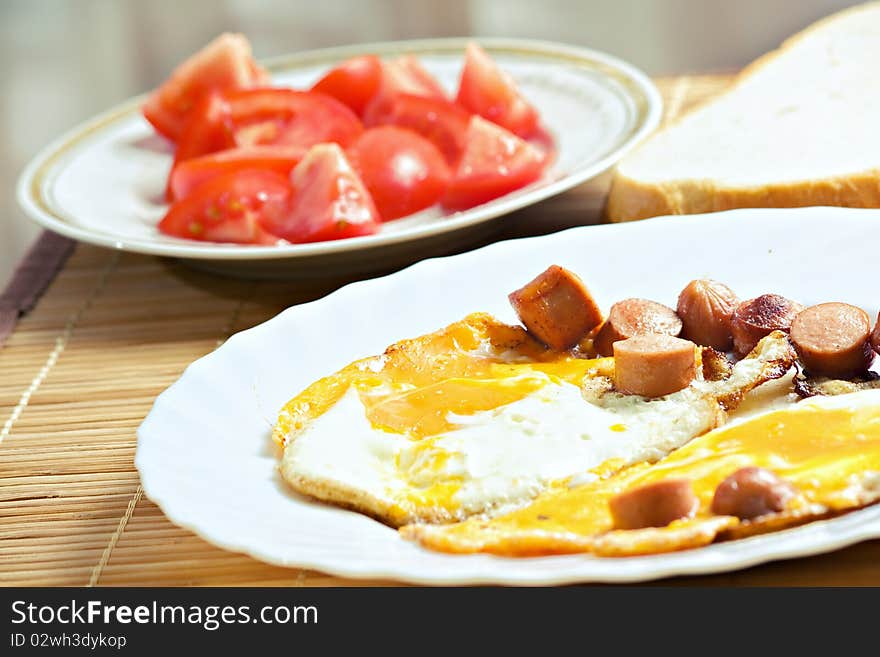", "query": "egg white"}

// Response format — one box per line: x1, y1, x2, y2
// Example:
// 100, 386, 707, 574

281, 365, 795, 519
